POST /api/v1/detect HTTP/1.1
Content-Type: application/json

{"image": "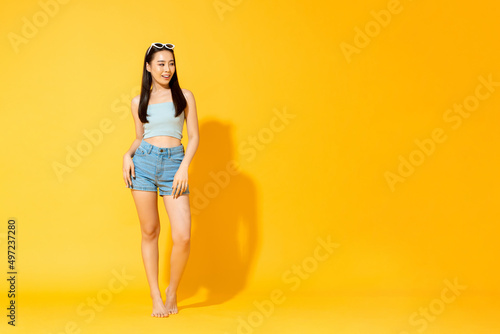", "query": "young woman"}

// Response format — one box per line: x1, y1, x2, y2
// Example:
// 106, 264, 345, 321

122, 42, 199, 318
